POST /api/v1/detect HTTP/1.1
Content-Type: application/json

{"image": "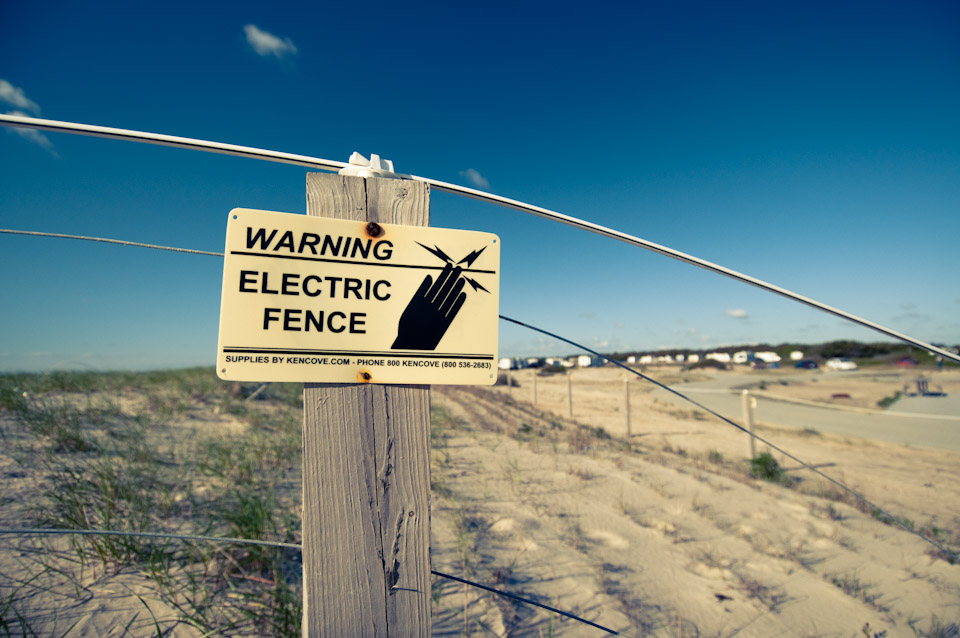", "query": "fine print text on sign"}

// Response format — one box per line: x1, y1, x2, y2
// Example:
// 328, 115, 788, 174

216, 208, 500, 385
